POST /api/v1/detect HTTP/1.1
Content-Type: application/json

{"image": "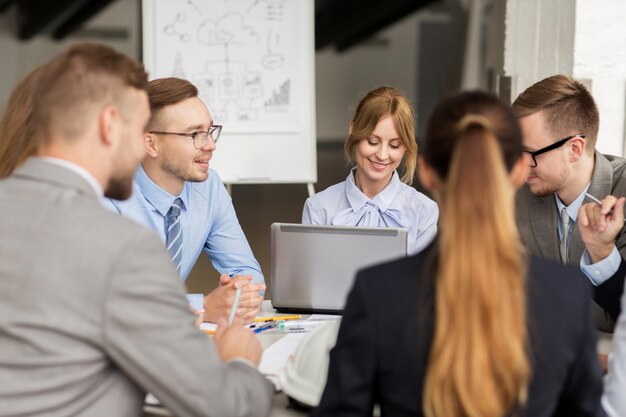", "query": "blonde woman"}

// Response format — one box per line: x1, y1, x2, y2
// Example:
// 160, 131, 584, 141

313, 91, 603, 417
302, 86, 438, 255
